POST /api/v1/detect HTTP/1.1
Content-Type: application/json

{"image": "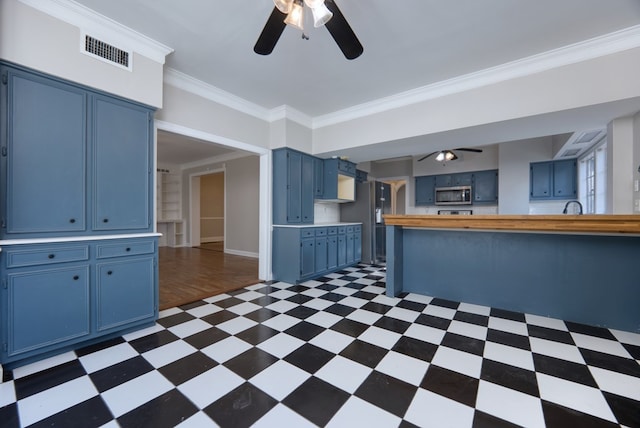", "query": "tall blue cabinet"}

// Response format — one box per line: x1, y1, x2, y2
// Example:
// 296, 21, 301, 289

0, 62, 158, 368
